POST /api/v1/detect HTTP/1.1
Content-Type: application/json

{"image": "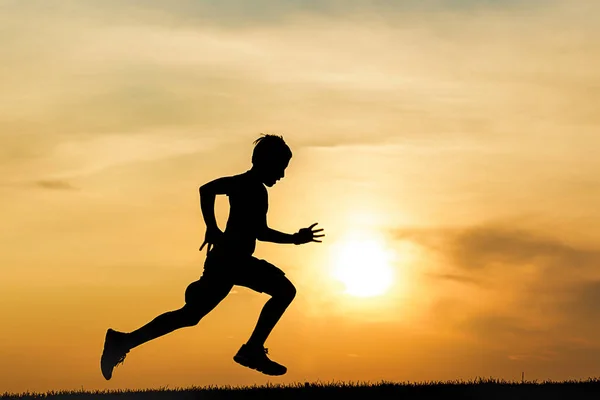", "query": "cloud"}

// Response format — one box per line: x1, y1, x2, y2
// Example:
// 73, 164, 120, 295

553, 280, 600, 336
395, 223, 600, 317
47, 131, 222, 178
460, 314, 546, 339
392, 223, 600, 356
34, 180, 78, 191
426, 272, 482, 286
396, 225, 600, 276
448, 227, 600, 277
2, 0, 599, 186
0, 0, 549, 29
